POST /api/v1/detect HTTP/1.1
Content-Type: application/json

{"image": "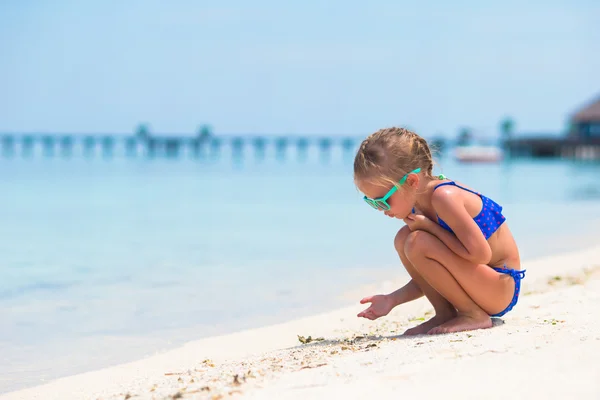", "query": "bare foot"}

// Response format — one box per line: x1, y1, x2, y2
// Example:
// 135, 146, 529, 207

403, 310, 457, 336
427, 312, 492, 335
